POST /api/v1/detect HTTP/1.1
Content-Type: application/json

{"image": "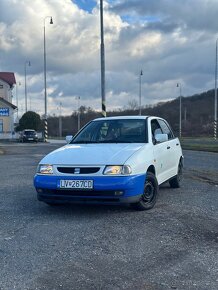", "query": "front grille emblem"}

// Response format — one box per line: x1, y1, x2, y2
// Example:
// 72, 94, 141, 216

74, 168, 80, 174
